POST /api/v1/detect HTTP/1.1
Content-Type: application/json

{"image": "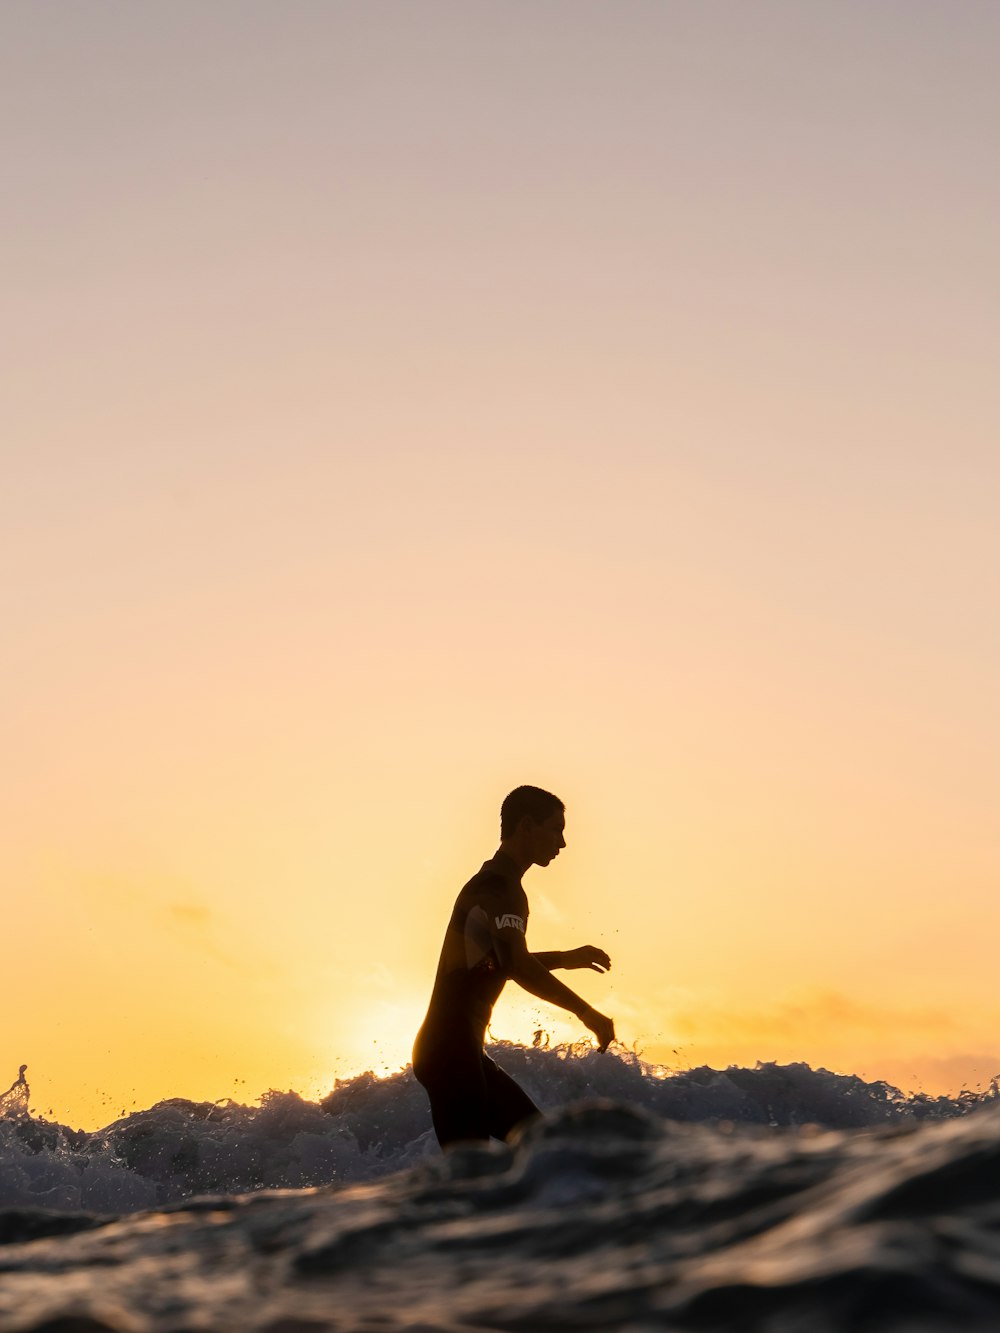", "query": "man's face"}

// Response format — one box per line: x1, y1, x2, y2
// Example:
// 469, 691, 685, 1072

529, 811, 566, 867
